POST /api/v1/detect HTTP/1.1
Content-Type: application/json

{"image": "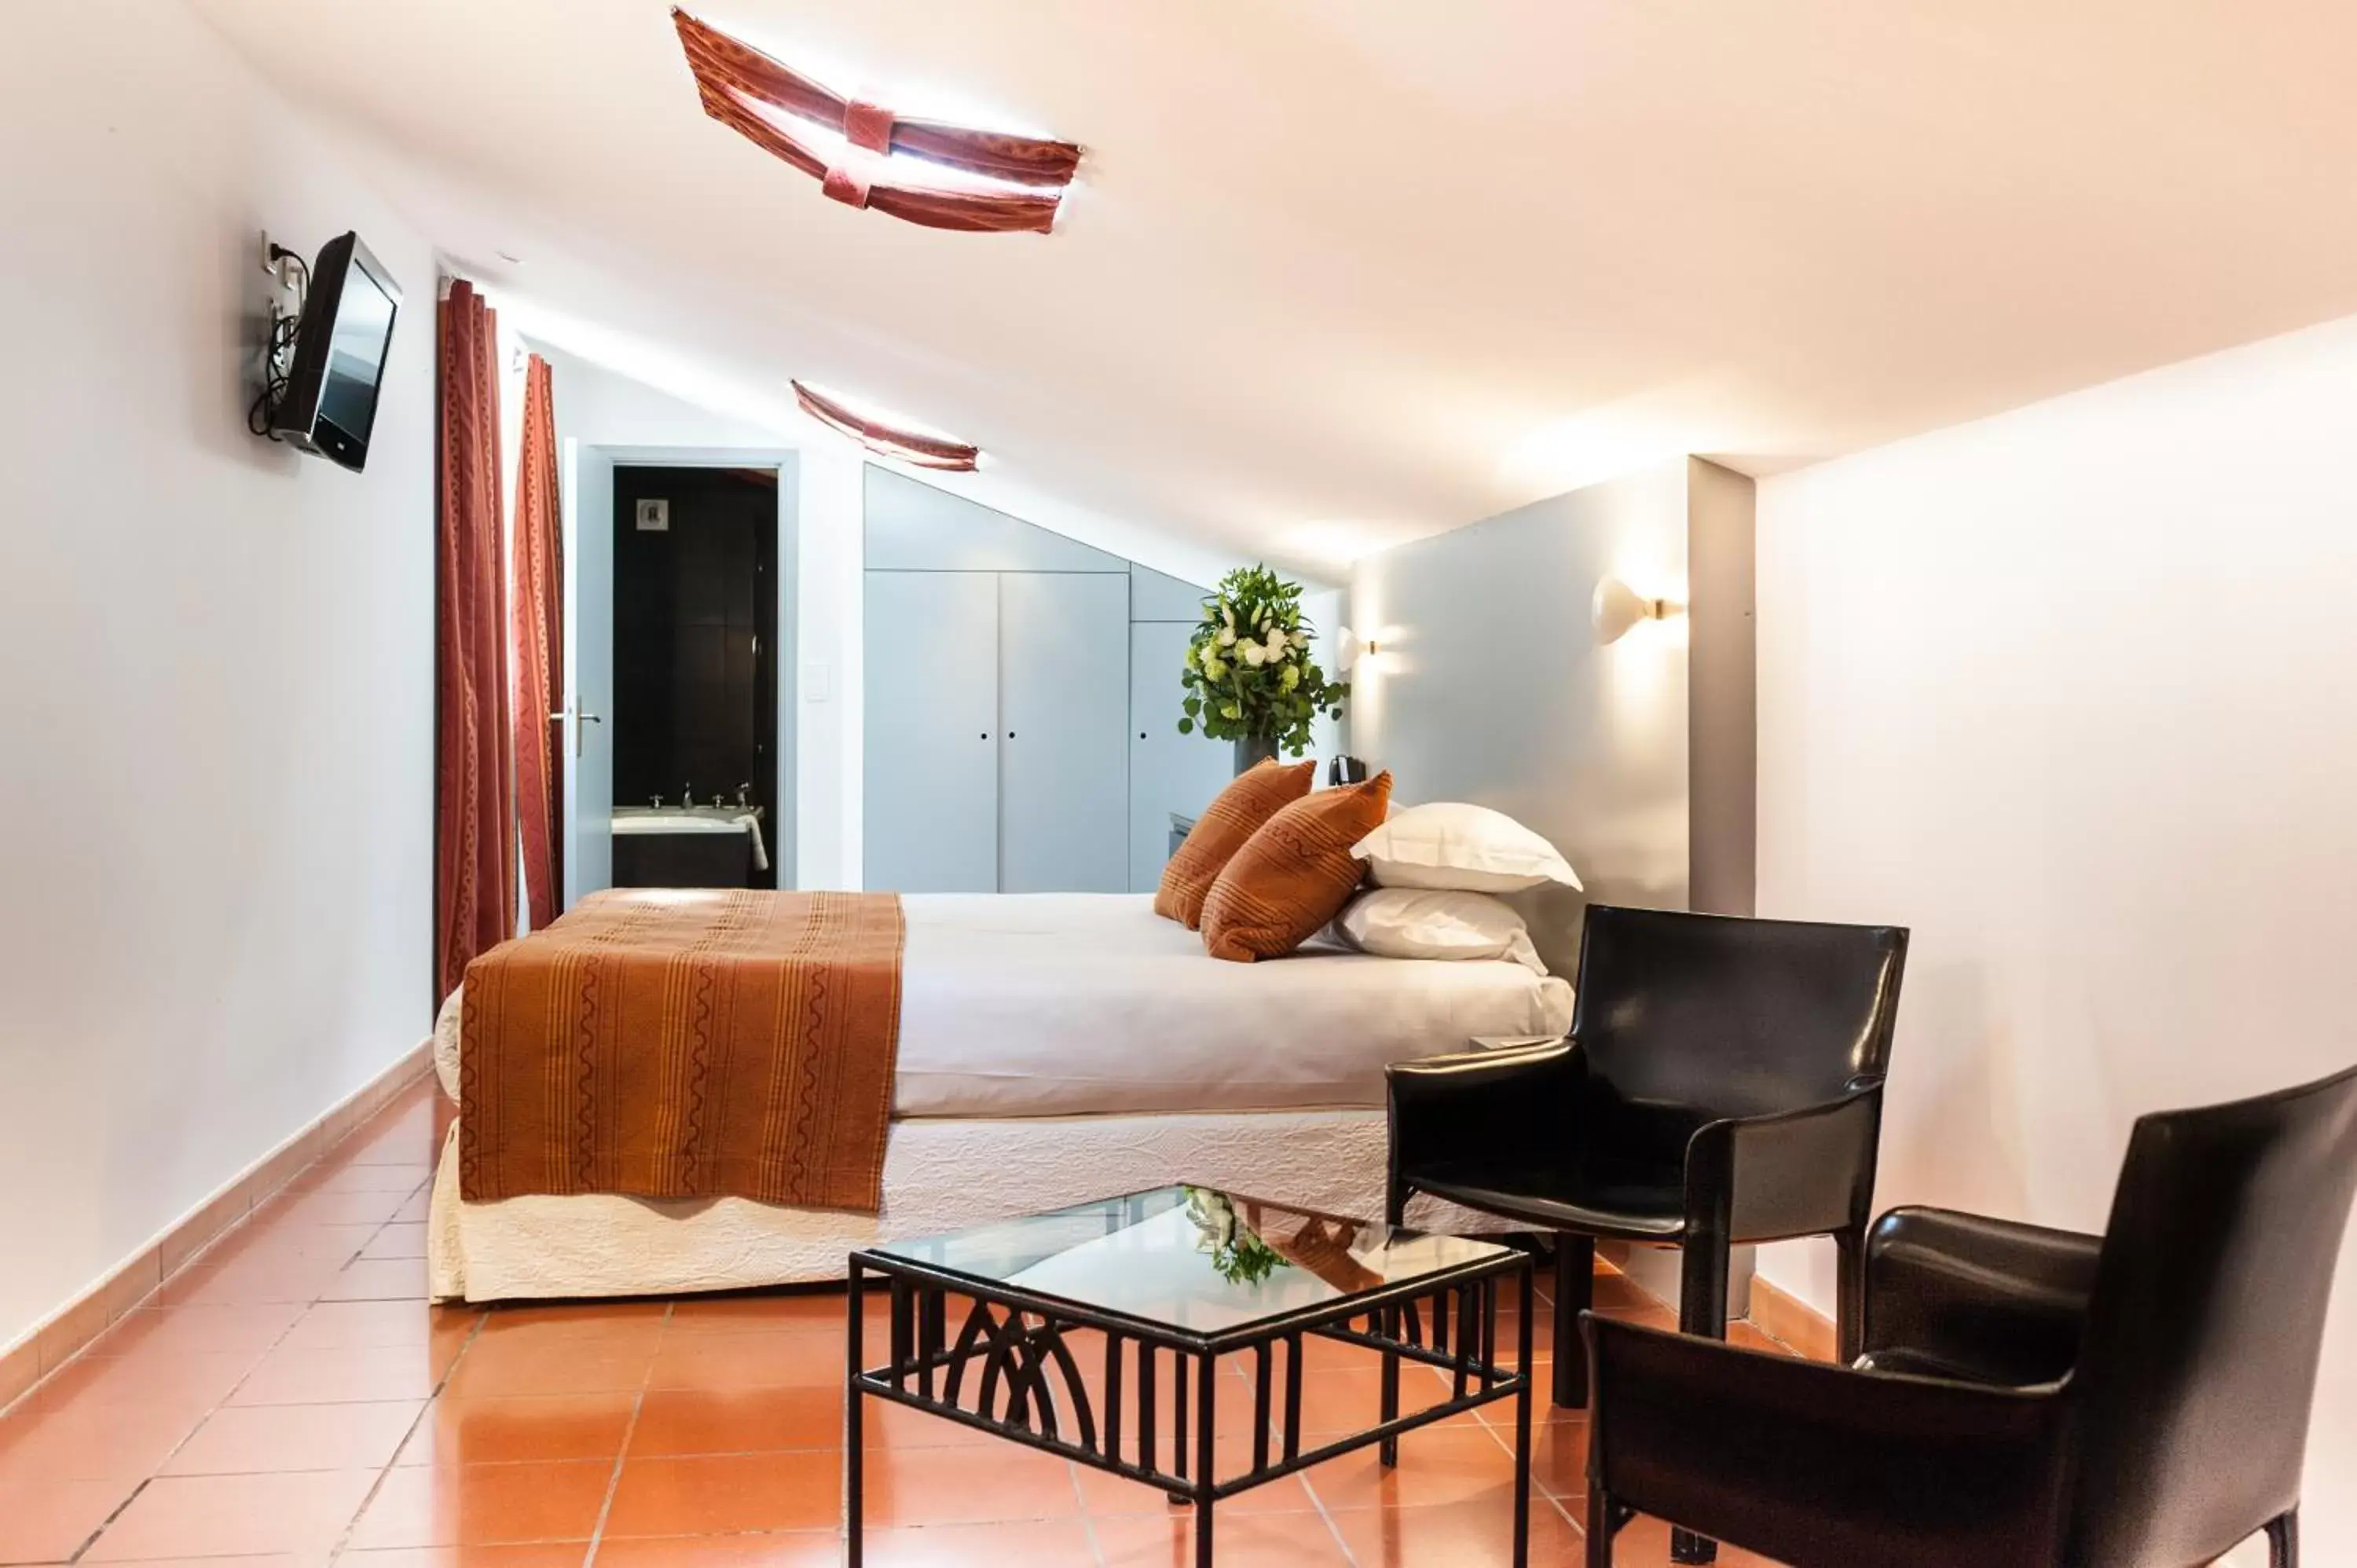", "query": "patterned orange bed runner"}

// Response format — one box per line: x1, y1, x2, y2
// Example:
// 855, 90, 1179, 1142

457, 889, 905, 1212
